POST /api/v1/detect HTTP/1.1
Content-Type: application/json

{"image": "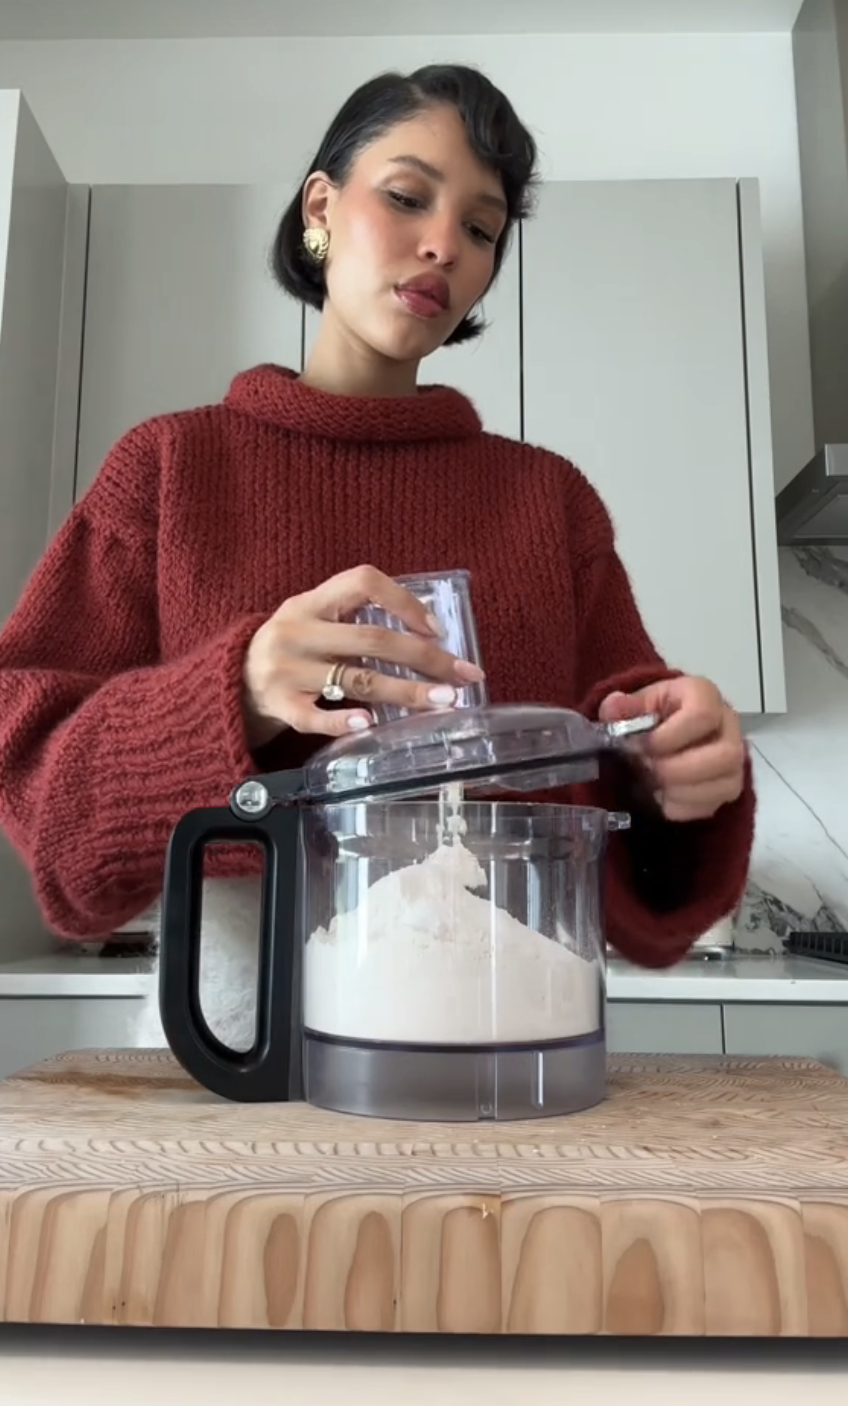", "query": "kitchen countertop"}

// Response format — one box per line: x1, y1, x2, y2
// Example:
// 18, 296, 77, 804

0, 953, 154, 996
1, 950, 847, 1004
1, 1333, 847, 1406
607, 952, 848, 1002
